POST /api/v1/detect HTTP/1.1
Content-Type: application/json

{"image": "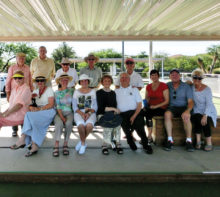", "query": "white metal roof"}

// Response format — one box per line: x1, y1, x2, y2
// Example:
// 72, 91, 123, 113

0, 0, 220, 41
